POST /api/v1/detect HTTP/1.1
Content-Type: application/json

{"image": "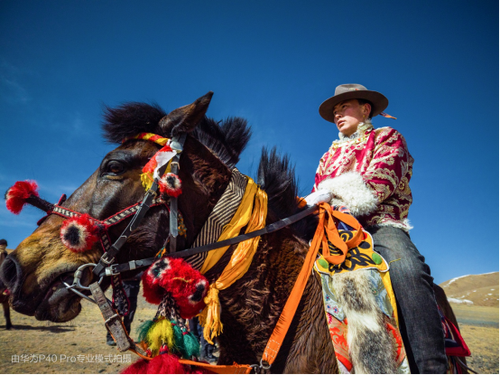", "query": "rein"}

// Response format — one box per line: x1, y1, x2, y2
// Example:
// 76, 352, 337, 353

108, 204, 318, 274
